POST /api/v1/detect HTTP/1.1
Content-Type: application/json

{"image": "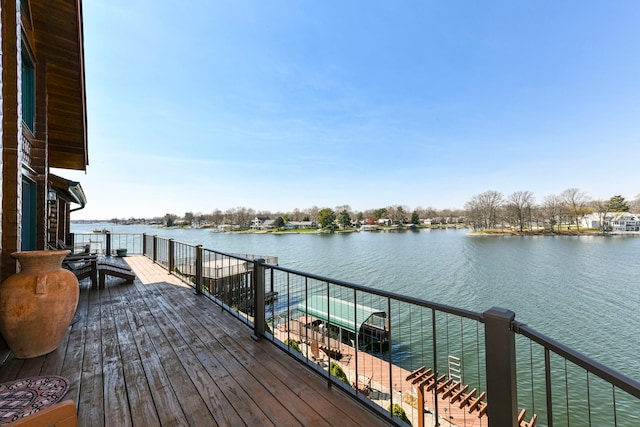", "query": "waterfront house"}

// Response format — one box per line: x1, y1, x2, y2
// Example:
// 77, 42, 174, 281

285, 220, 315, 229
581, 212, 640, 232
1, 0, 88, 281
250, 216, 272, 229
610, 212, 640, 232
